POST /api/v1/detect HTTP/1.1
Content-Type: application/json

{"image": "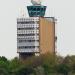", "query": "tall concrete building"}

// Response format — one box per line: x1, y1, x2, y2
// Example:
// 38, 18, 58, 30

17, 0, 56, 59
